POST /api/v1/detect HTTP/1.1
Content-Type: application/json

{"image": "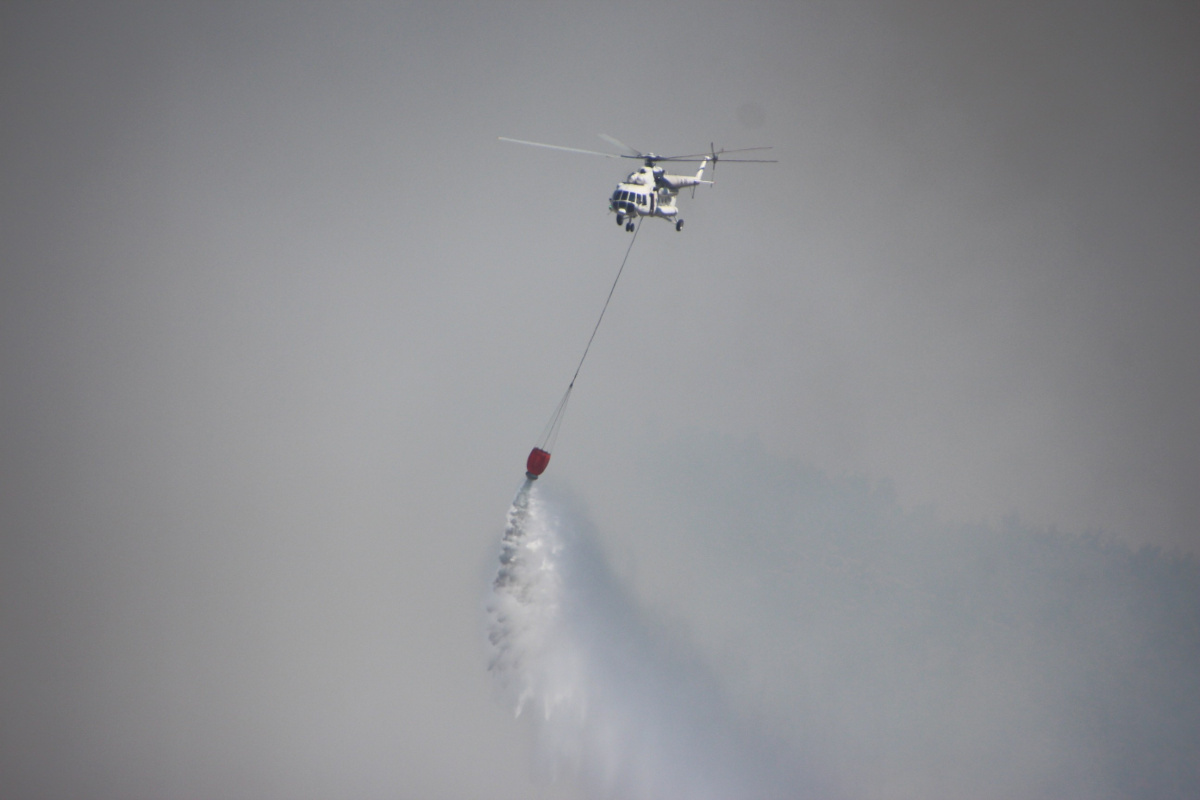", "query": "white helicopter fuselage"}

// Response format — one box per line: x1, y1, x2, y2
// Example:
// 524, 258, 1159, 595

610, 173, 671, 218
608, 160, 711, 228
